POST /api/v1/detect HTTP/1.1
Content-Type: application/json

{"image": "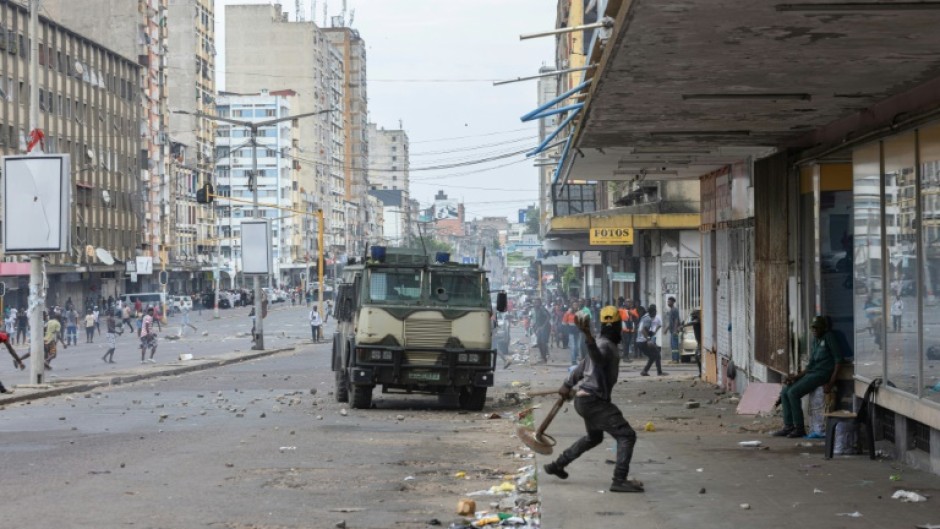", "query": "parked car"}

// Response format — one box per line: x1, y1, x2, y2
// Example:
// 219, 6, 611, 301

680, 325, 699, 363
